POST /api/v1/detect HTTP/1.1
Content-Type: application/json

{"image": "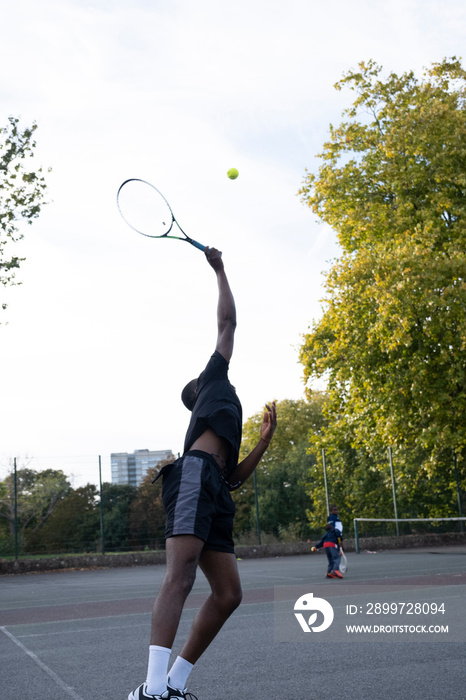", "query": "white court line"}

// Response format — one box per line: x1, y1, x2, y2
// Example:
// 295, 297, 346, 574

0, 626, 85, 700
